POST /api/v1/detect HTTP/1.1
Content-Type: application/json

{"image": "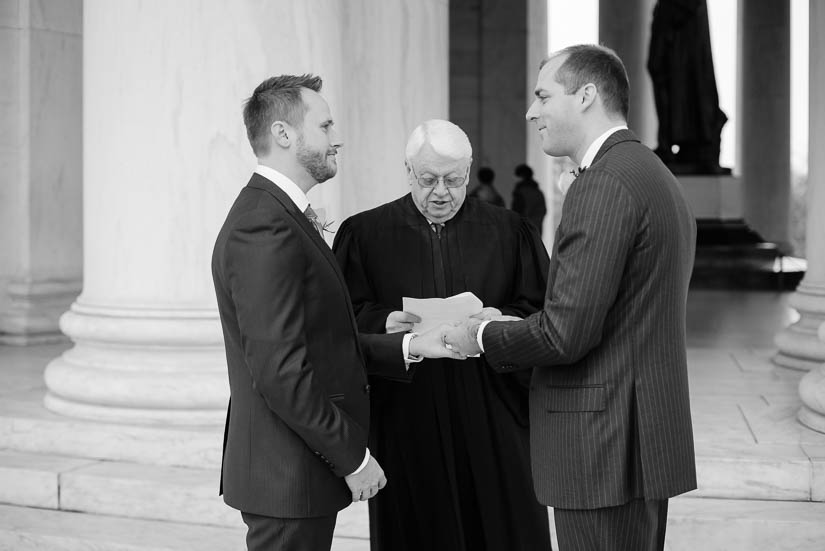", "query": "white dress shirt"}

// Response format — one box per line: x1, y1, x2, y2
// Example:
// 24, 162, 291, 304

255, 165, 310, 212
